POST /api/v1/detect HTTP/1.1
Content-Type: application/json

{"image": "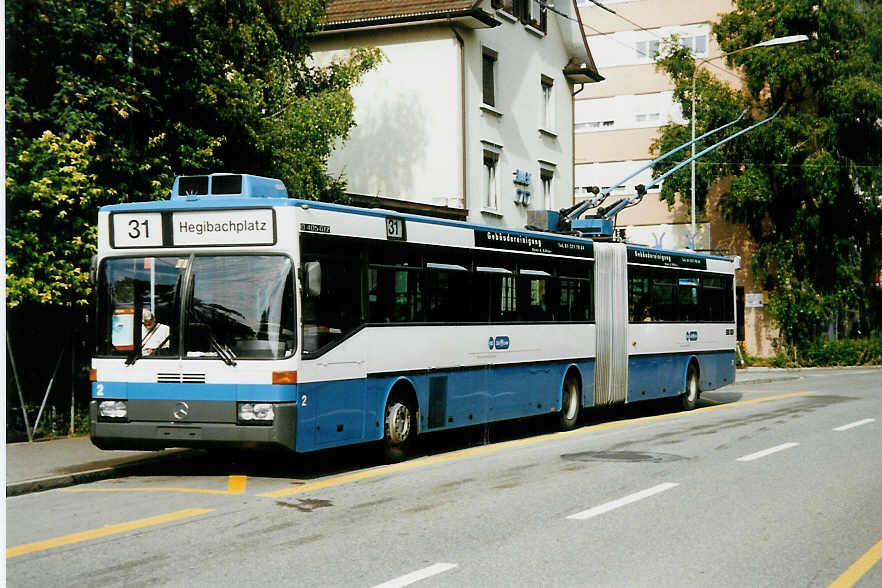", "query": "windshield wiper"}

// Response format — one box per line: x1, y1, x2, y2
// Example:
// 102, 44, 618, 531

206, 331, 237, 366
